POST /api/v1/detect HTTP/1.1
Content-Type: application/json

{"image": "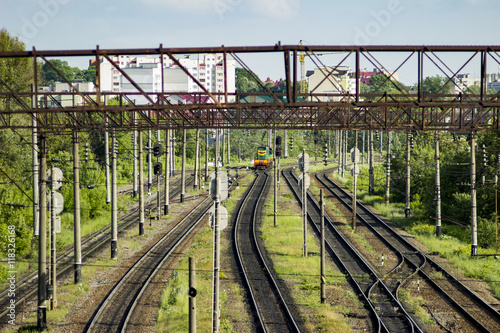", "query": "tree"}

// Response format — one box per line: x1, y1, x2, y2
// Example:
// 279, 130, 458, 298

369, 74, 406, 94
420, 75, 452, 95
235, 67, 262, 93
41, 59, 75, 85
84, 65, 96, 83
0, 29, 33, 92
